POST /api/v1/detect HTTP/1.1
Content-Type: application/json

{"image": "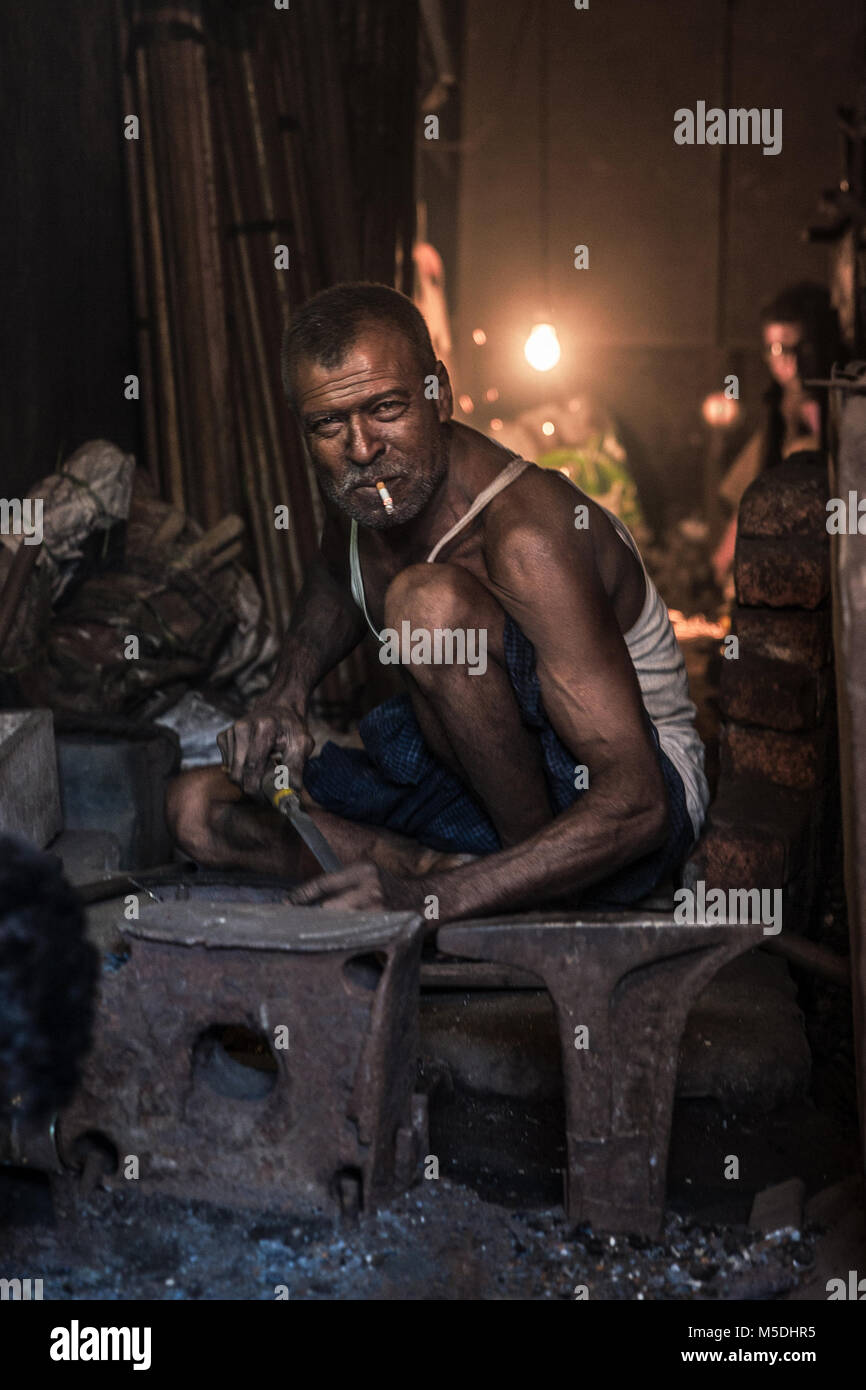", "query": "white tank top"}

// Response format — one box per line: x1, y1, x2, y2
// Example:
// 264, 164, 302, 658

348, 458, 709, 843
